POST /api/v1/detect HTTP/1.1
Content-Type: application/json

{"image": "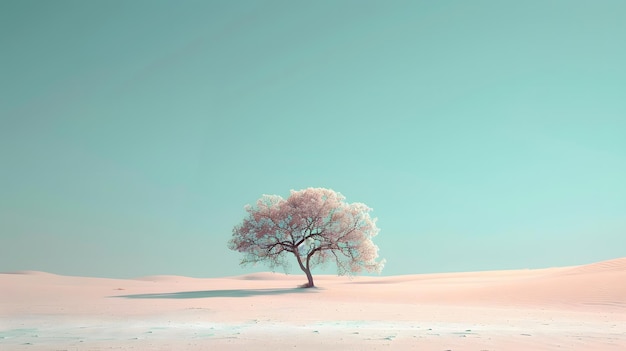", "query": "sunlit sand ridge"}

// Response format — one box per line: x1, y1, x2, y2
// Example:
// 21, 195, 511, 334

2, 258, 625, 350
